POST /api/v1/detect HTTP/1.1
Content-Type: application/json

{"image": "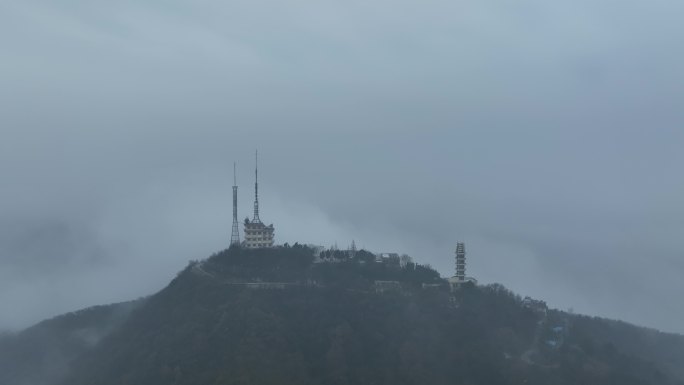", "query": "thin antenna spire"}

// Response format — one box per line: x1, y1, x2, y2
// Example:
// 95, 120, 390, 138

253, 150, 260, 222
